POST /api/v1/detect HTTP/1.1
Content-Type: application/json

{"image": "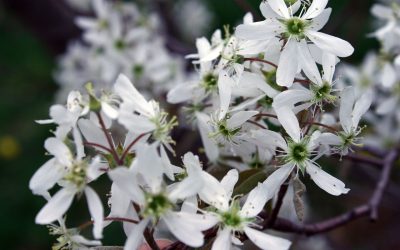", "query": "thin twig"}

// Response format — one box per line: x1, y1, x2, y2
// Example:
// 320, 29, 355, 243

83, 142, 113, 154
120, 133, 148, 163
267, 183, 289, 227
96, 112, 120, 164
